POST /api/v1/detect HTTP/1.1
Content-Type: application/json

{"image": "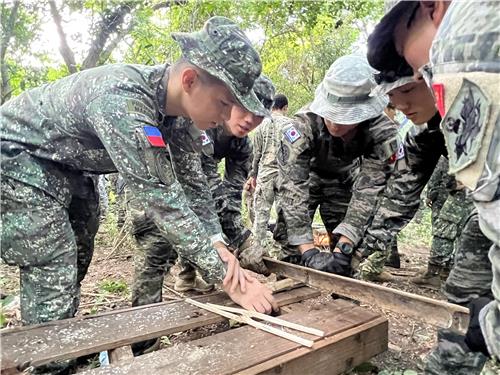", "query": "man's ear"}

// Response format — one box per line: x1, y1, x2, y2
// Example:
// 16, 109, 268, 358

180, 68, 198, 93
420, 1, 449, 27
